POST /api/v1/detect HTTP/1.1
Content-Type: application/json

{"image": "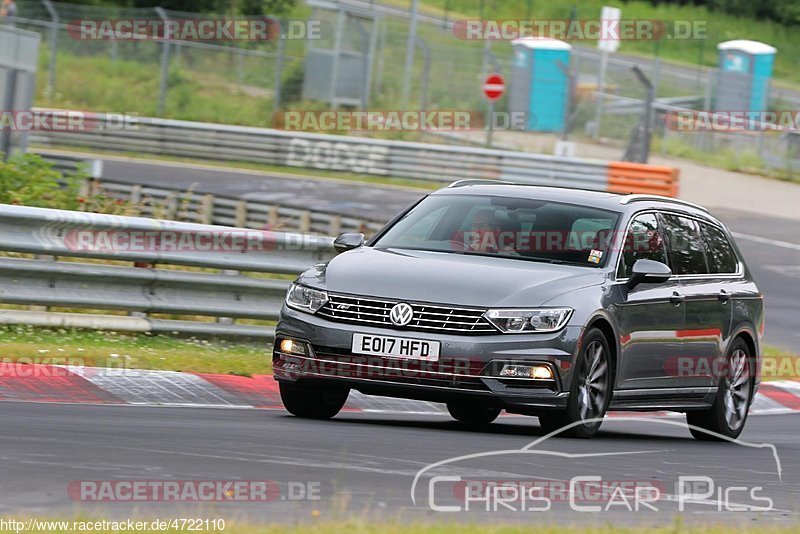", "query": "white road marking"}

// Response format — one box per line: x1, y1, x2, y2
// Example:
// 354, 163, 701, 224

731, 232, 800, 252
